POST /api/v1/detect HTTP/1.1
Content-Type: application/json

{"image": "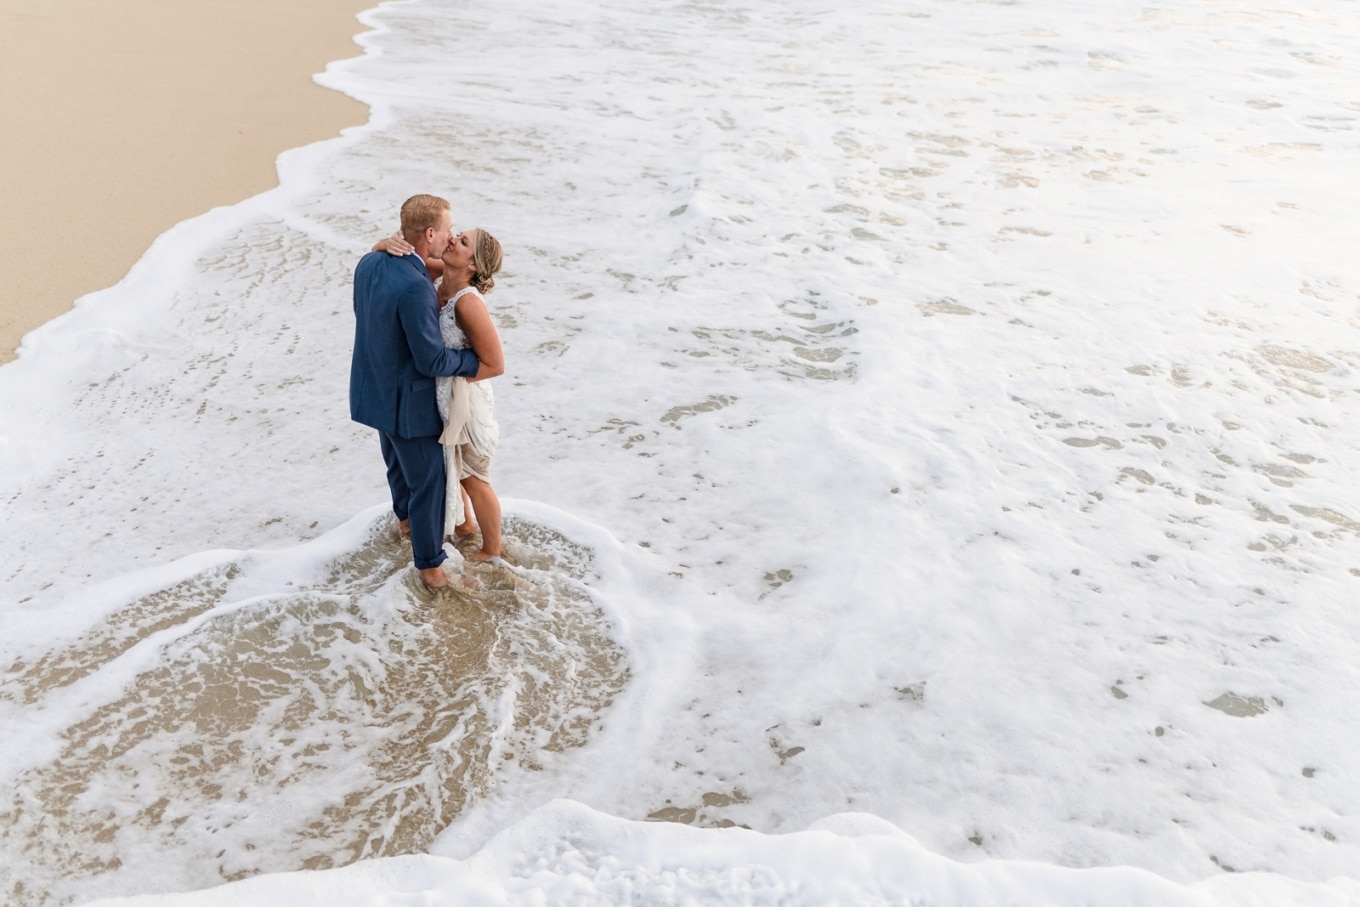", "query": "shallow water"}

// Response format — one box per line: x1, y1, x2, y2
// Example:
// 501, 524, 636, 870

1, 517, 626, 904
